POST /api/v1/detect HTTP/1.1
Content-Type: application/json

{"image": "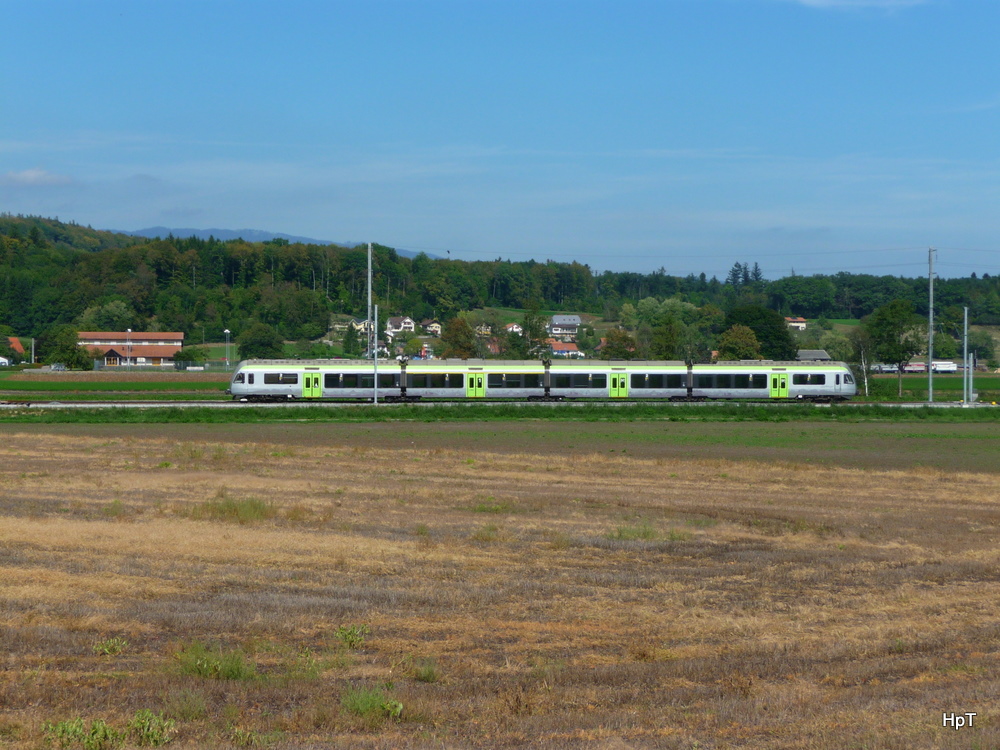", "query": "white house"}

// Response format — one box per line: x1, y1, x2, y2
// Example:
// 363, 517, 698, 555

505, 322, 523, 336
548, 314, 581, 341
385, 317, 416, 337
